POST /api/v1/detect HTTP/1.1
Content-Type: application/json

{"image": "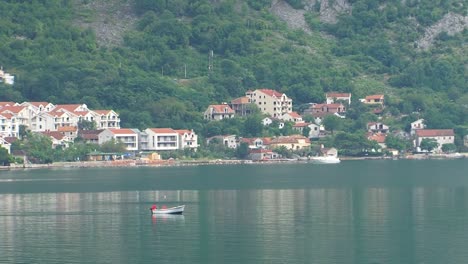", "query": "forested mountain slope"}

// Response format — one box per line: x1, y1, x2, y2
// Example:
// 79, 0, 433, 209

0, 0, 466, 131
